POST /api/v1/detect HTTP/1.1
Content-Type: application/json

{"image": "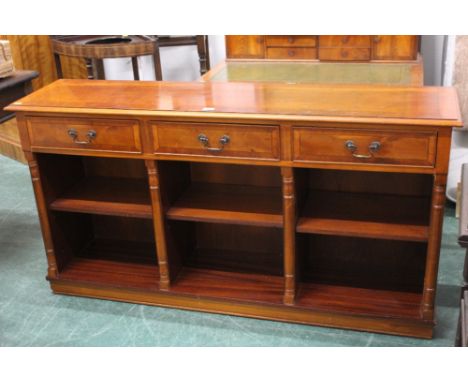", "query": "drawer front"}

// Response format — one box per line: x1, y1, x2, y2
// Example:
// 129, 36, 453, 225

293, 127, 437, 167
372, 35, 419, 61
319, 47, 371, 61
151, 122, 280, 160
266, 47, 317, 60
265, 35, 317, 47
226, 35, 266, 59
27, 116, 142, 153
319, 35, 371, 47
